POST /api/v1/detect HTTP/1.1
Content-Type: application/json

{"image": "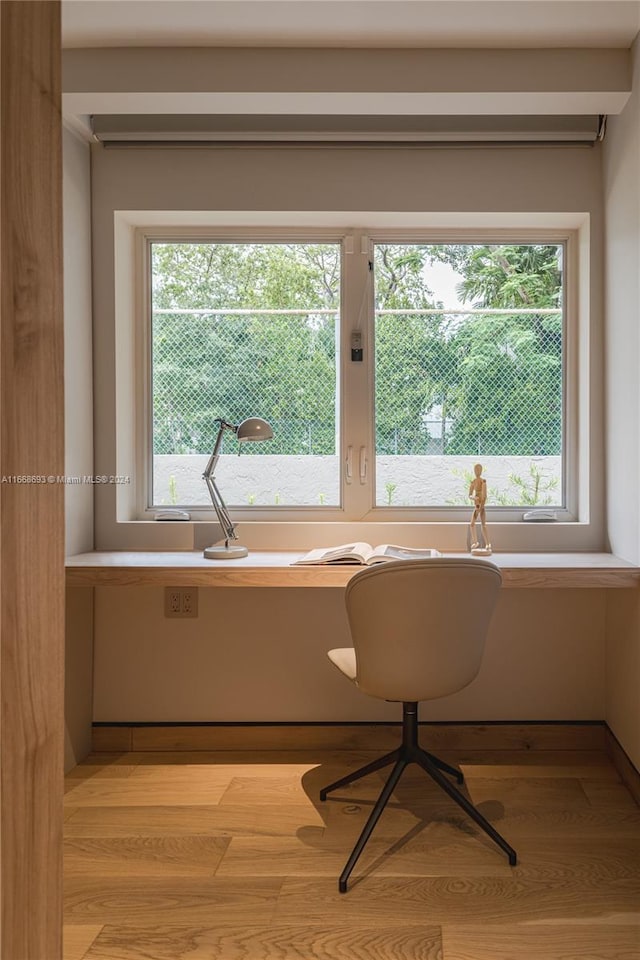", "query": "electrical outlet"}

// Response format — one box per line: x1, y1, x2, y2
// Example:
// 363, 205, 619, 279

167, 588, 181, 615
181, 589, 197, 616
164, 587, 198, 618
